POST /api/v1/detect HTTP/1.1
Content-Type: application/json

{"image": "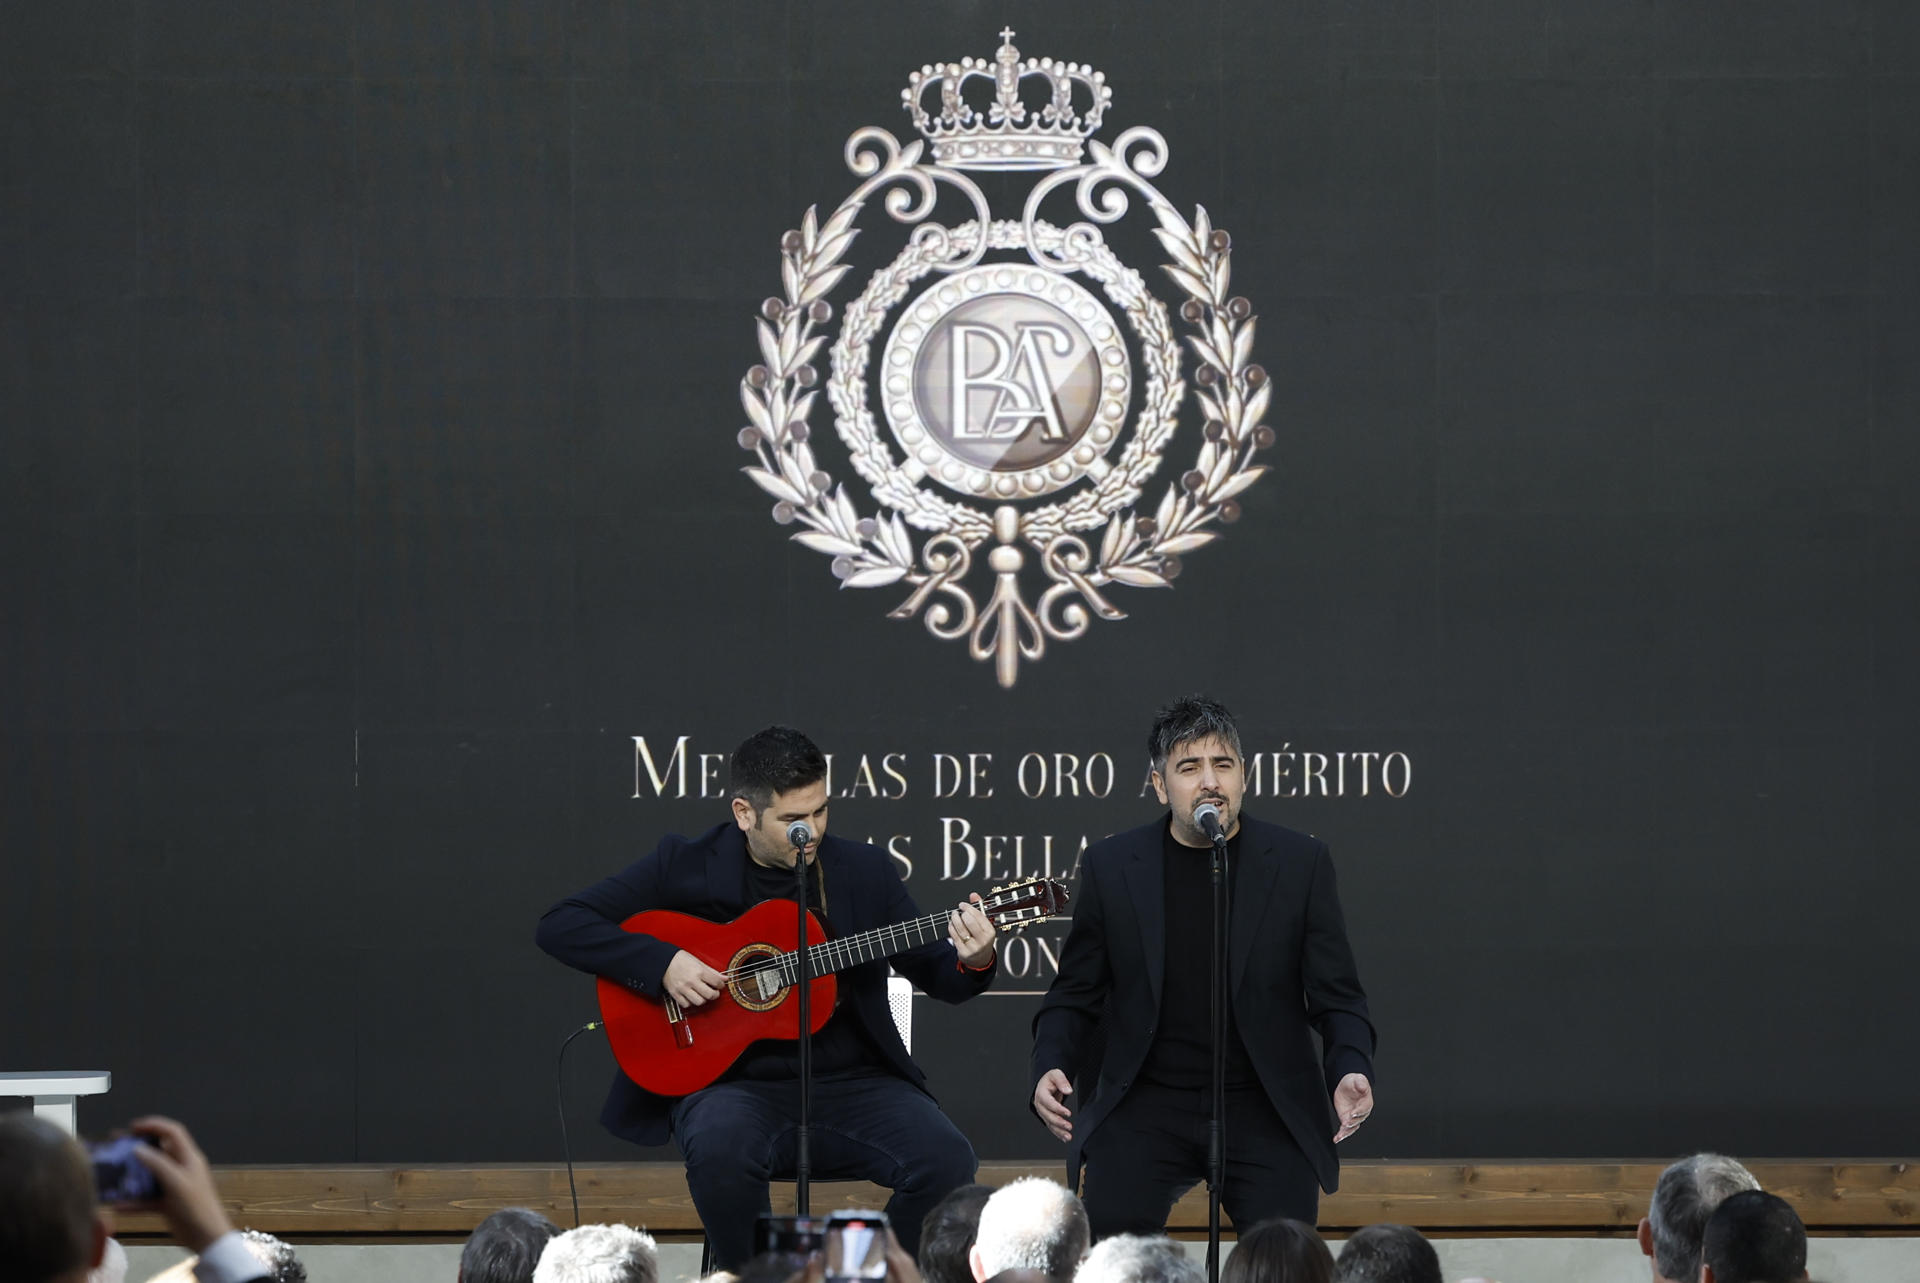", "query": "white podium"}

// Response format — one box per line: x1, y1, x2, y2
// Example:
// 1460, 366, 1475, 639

886, 973, 914, 1051
2, 1071, 112, 1135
